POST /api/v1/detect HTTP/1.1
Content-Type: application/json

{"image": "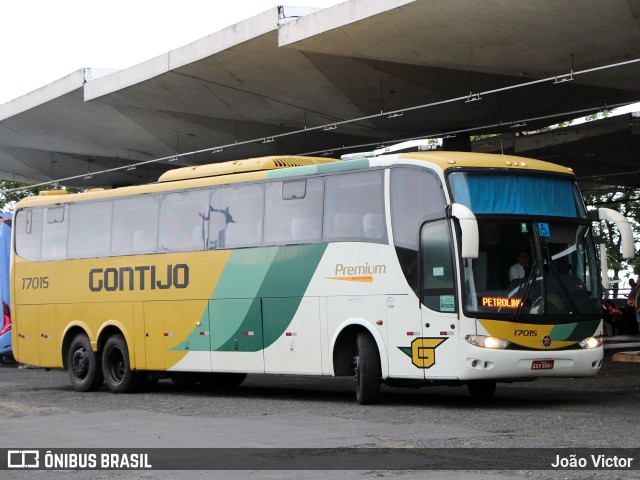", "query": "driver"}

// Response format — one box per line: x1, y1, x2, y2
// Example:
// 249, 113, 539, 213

508, 251, 530, 282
